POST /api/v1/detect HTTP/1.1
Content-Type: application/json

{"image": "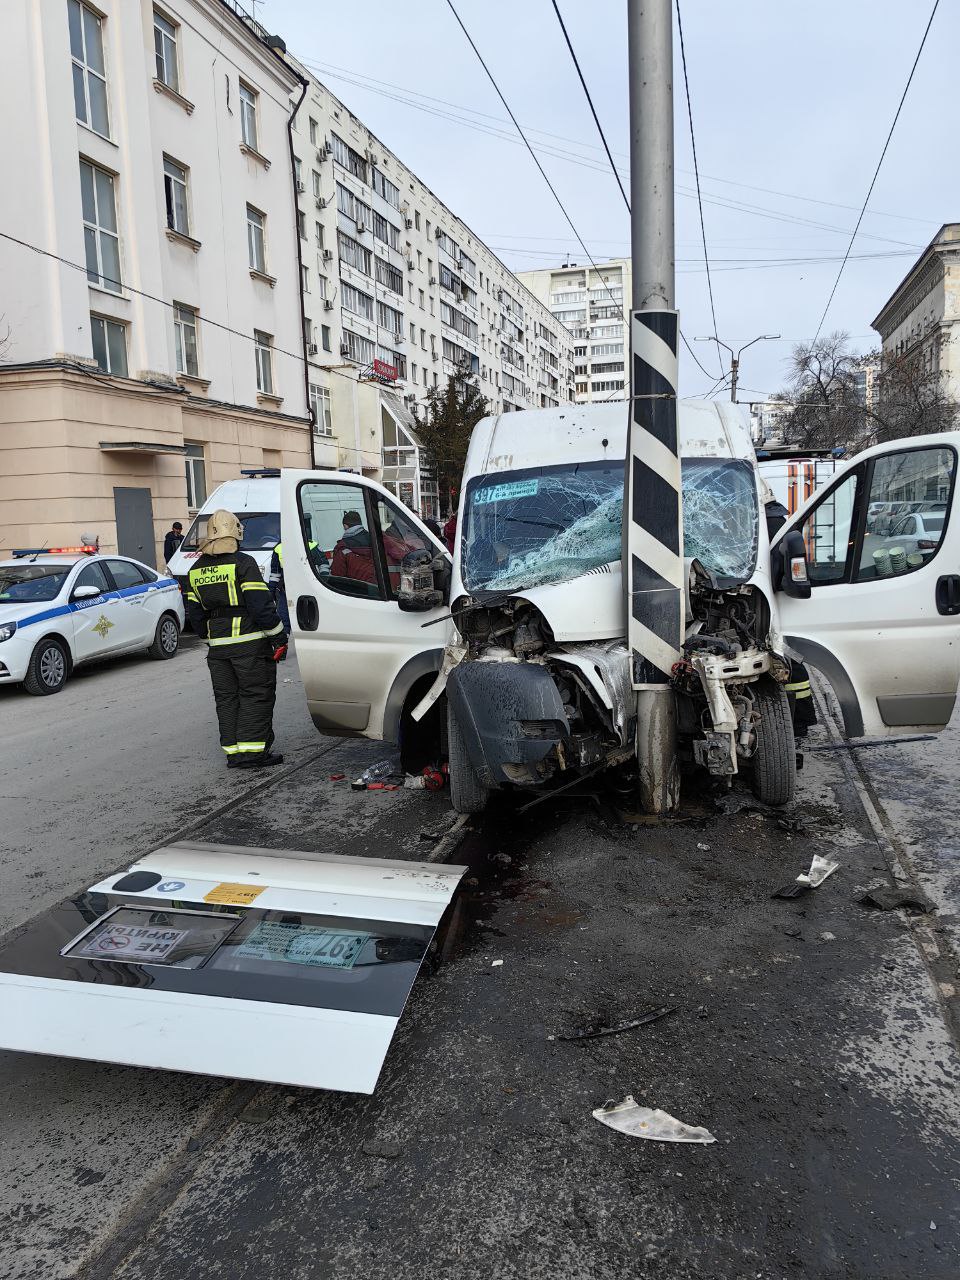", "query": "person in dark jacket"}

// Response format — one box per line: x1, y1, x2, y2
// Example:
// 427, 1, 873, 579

330, 511, 377, 584
184, 509, 286, 769
163, 521, 183, 565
